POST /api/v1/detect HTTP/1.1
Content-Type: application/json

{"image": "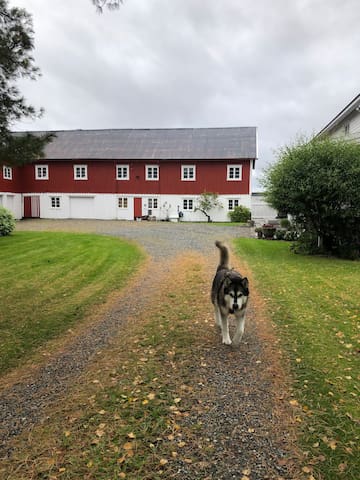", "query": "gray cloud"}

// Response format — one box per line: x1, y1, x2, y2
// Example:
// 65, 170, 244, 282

11, 0, 360, 188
